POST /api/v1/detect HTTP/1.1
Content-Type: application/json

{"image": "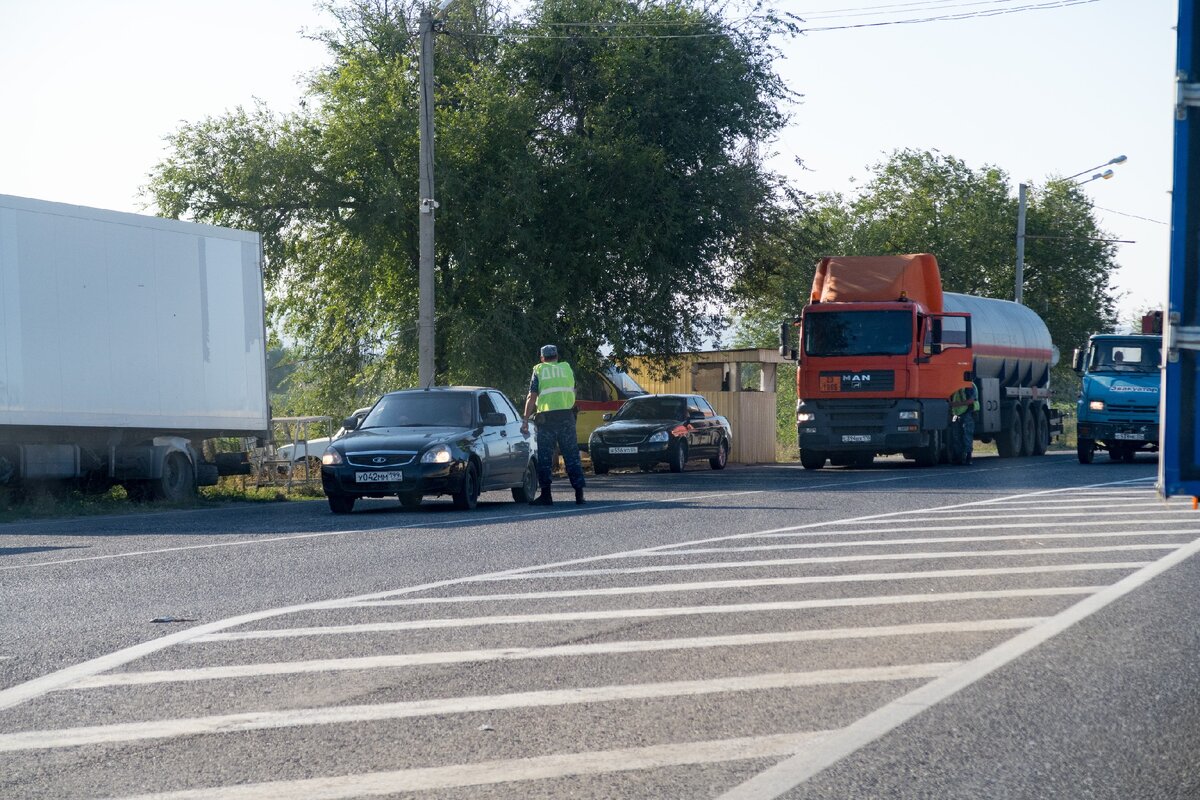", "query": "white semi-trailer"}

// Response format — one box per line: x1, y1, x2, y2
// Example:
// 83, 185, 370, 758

0, 194, 270, 501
